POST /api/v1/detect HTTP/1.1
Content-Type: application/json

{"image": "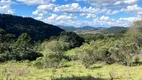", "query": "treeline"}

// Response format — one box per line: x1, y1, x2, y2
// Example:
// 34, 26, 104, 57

0, 29, 42, 62
0, 30, 84, 64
